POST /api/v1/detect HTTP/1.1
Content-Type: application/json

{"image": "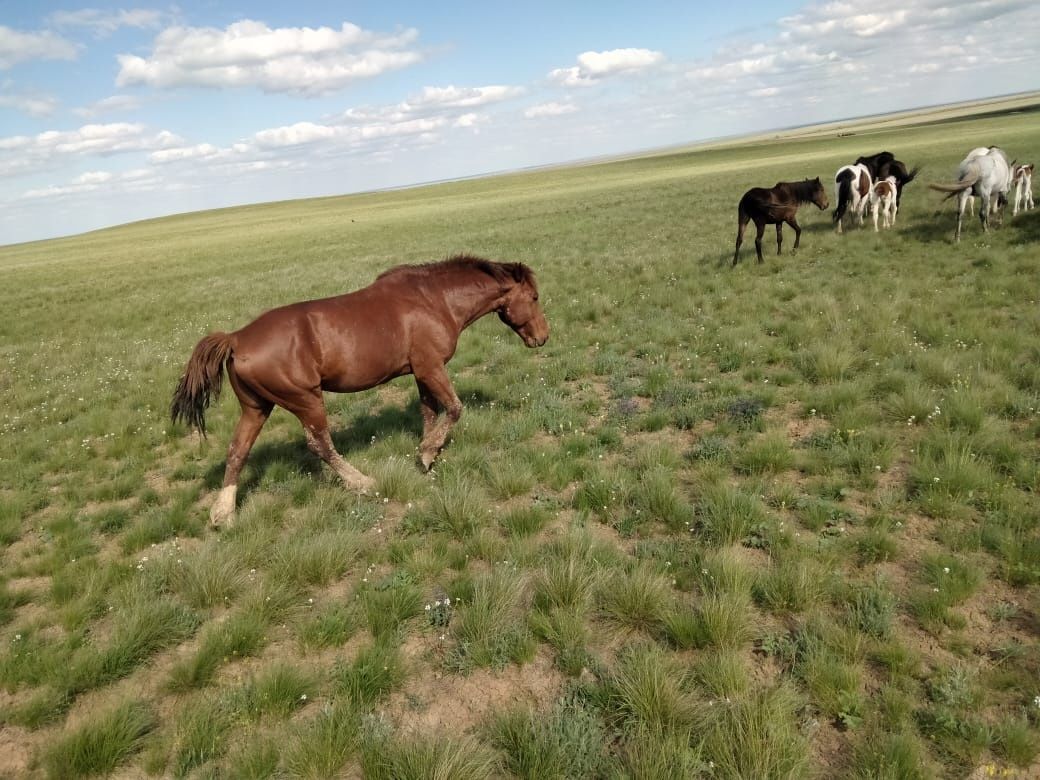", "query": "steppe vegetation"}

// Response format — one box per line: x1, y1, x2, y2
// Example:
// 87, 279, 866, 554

1, 100, 1038, 777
